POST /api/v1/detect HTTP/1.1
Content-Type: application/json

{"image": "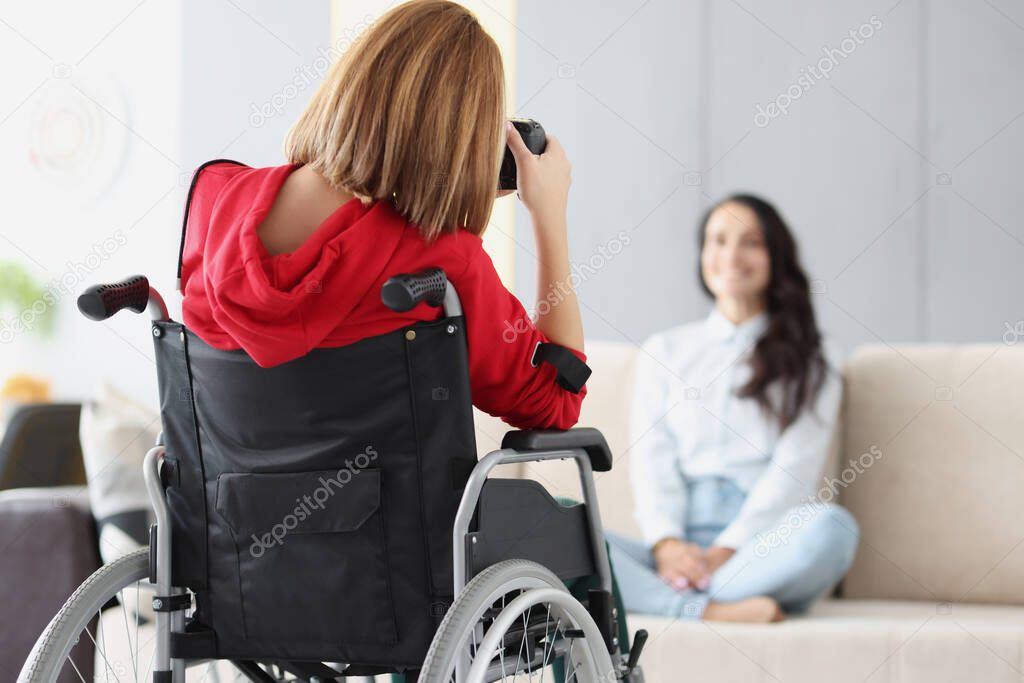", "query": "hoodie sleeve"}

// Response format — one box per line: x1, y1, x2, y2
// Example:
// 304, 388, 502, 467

453, 237, 587, 430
